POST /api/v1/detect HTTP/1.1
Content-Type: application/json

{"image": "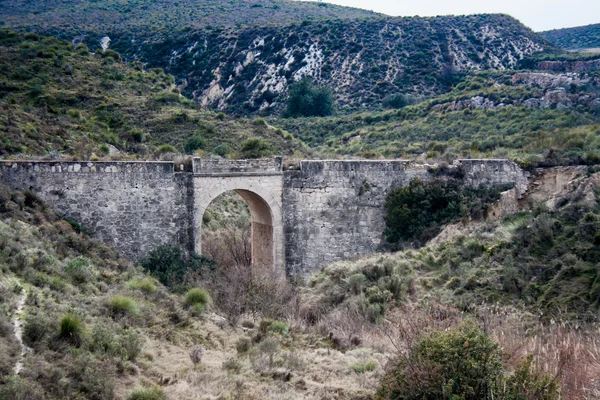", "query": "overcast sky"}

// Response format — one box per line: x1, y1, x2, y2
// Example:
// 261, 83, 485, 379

316, 0, 600, 31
